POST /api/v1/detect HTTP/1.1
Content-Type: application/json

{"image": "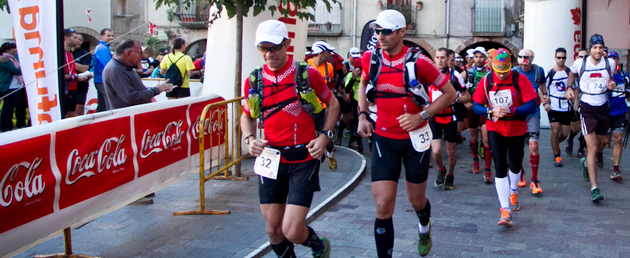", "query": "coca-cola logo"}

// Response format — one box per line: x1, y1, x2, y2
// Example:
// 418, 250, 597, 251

140, 120, 185, 158
1, 158, 45, 207
65, 135, 128, 185
191, 108, 225, 140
